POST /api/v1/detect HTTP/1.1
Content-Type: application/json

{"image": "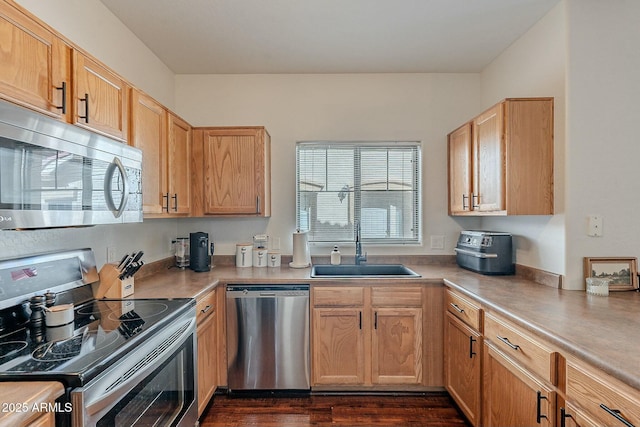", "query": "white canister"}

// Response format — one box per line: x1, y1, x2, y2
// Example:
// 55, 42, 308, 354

253, 248, 268, 268
267, 251, 281, 268
44, 303, 74, 327
236, 243, 253, 267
